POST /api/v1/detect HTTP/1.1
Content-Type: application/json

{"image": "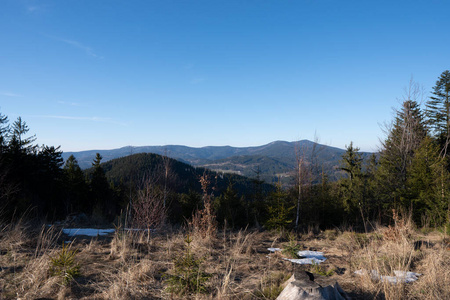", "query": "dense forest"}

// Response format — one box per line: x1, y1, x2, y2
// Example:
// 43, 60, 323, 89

1, 70, 450, 232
